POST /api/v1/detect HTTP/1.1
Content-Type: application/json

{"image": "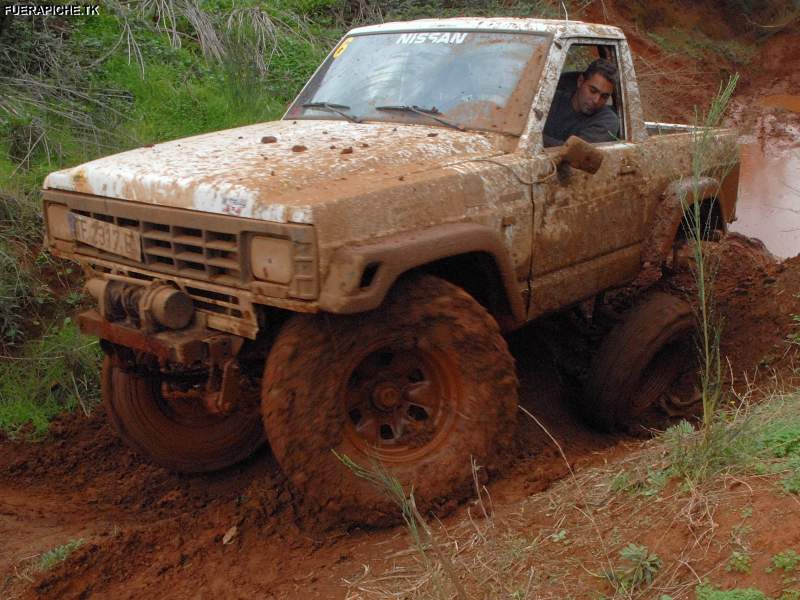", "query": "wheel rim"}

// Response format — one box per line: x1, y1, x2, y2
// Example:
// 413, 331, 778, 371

629, 335, 699, 422
342, 342, 461, 463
